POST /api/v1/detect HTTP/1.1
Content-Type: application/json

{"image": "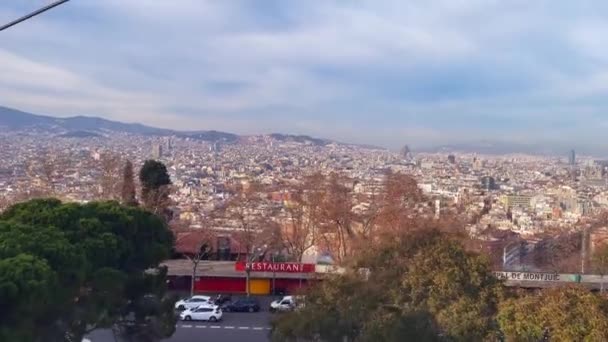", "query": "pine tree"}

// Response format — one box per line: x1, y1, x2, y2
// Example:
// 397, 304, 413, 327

121, 160, 138, 206
139, 160, 172, 220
